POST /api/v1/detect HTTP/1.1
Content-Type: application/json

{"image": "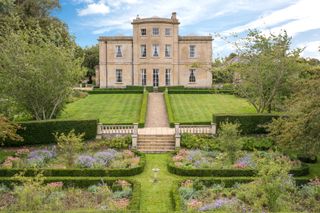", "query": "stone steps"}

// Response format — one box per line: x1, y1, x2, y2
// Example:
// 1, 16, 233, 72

137, 134, 175, 153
